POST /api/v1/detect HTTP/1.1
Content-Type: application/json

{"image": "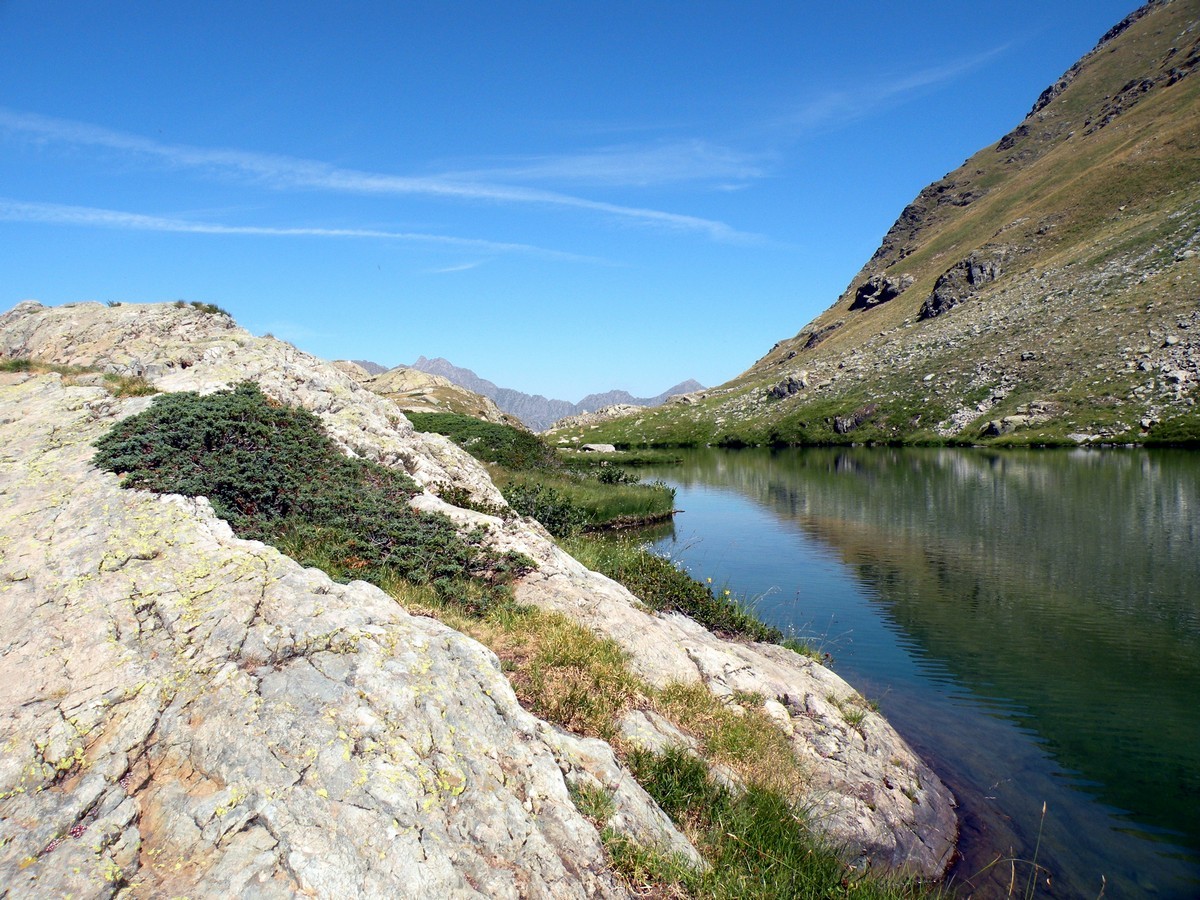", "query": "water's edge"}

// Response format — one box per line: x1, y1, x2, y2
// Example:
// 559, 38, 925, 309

639, 447, 1200, 899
